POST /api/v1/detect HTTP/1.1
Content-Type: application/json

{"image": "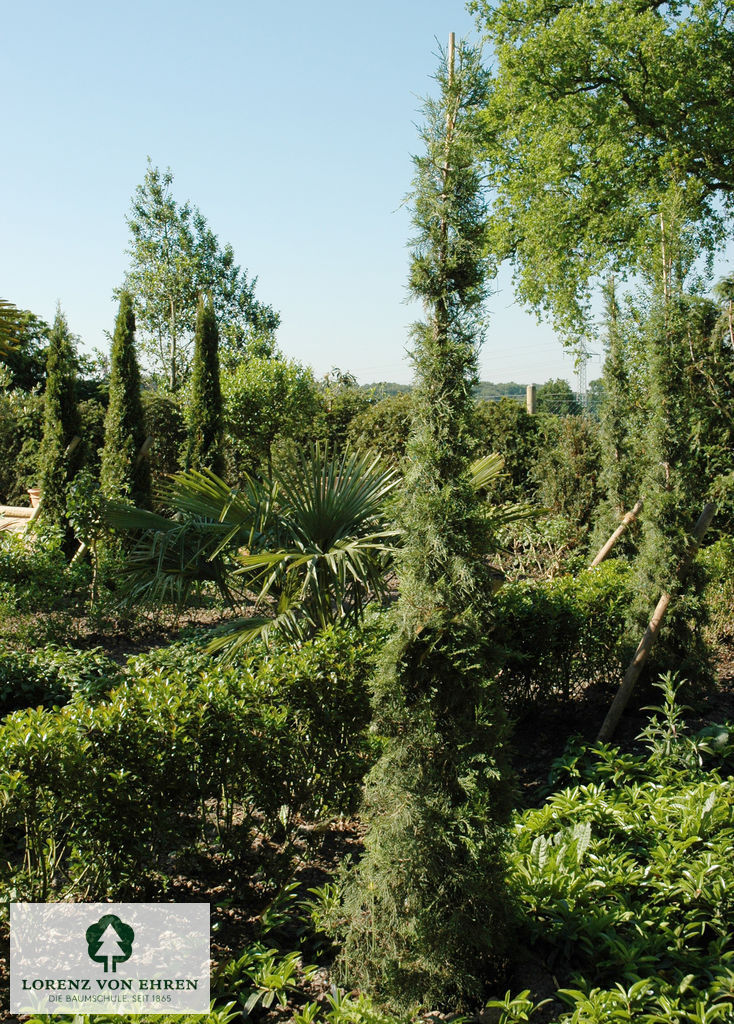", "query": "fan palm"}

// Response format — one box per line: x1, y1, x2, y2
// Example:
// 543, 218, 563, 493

106, 445, 534, 654
107, 444, 400, 652
469, 452, 538, 533
214, 445, 401, 653
105, 468, 272, 608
